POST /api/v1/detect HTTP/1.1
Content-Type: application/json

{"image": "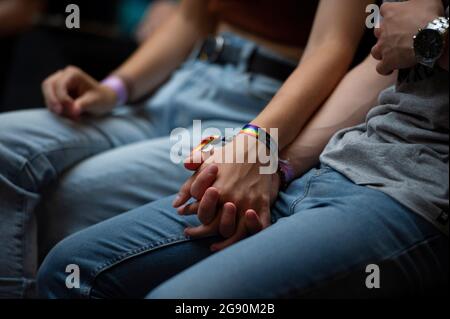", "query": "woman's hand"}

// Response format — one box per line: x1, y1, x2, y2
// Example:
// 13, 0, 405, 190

42, 66, 118, 119
173, 134, 281, 251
